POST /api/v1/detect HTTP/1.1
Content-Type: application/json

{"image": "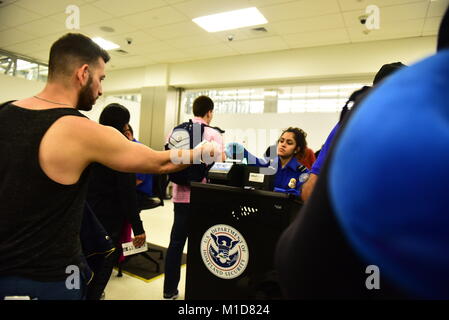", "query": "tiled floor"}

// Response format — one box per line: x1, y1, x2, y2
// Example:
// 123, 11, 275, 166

104, 200, 188, 300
